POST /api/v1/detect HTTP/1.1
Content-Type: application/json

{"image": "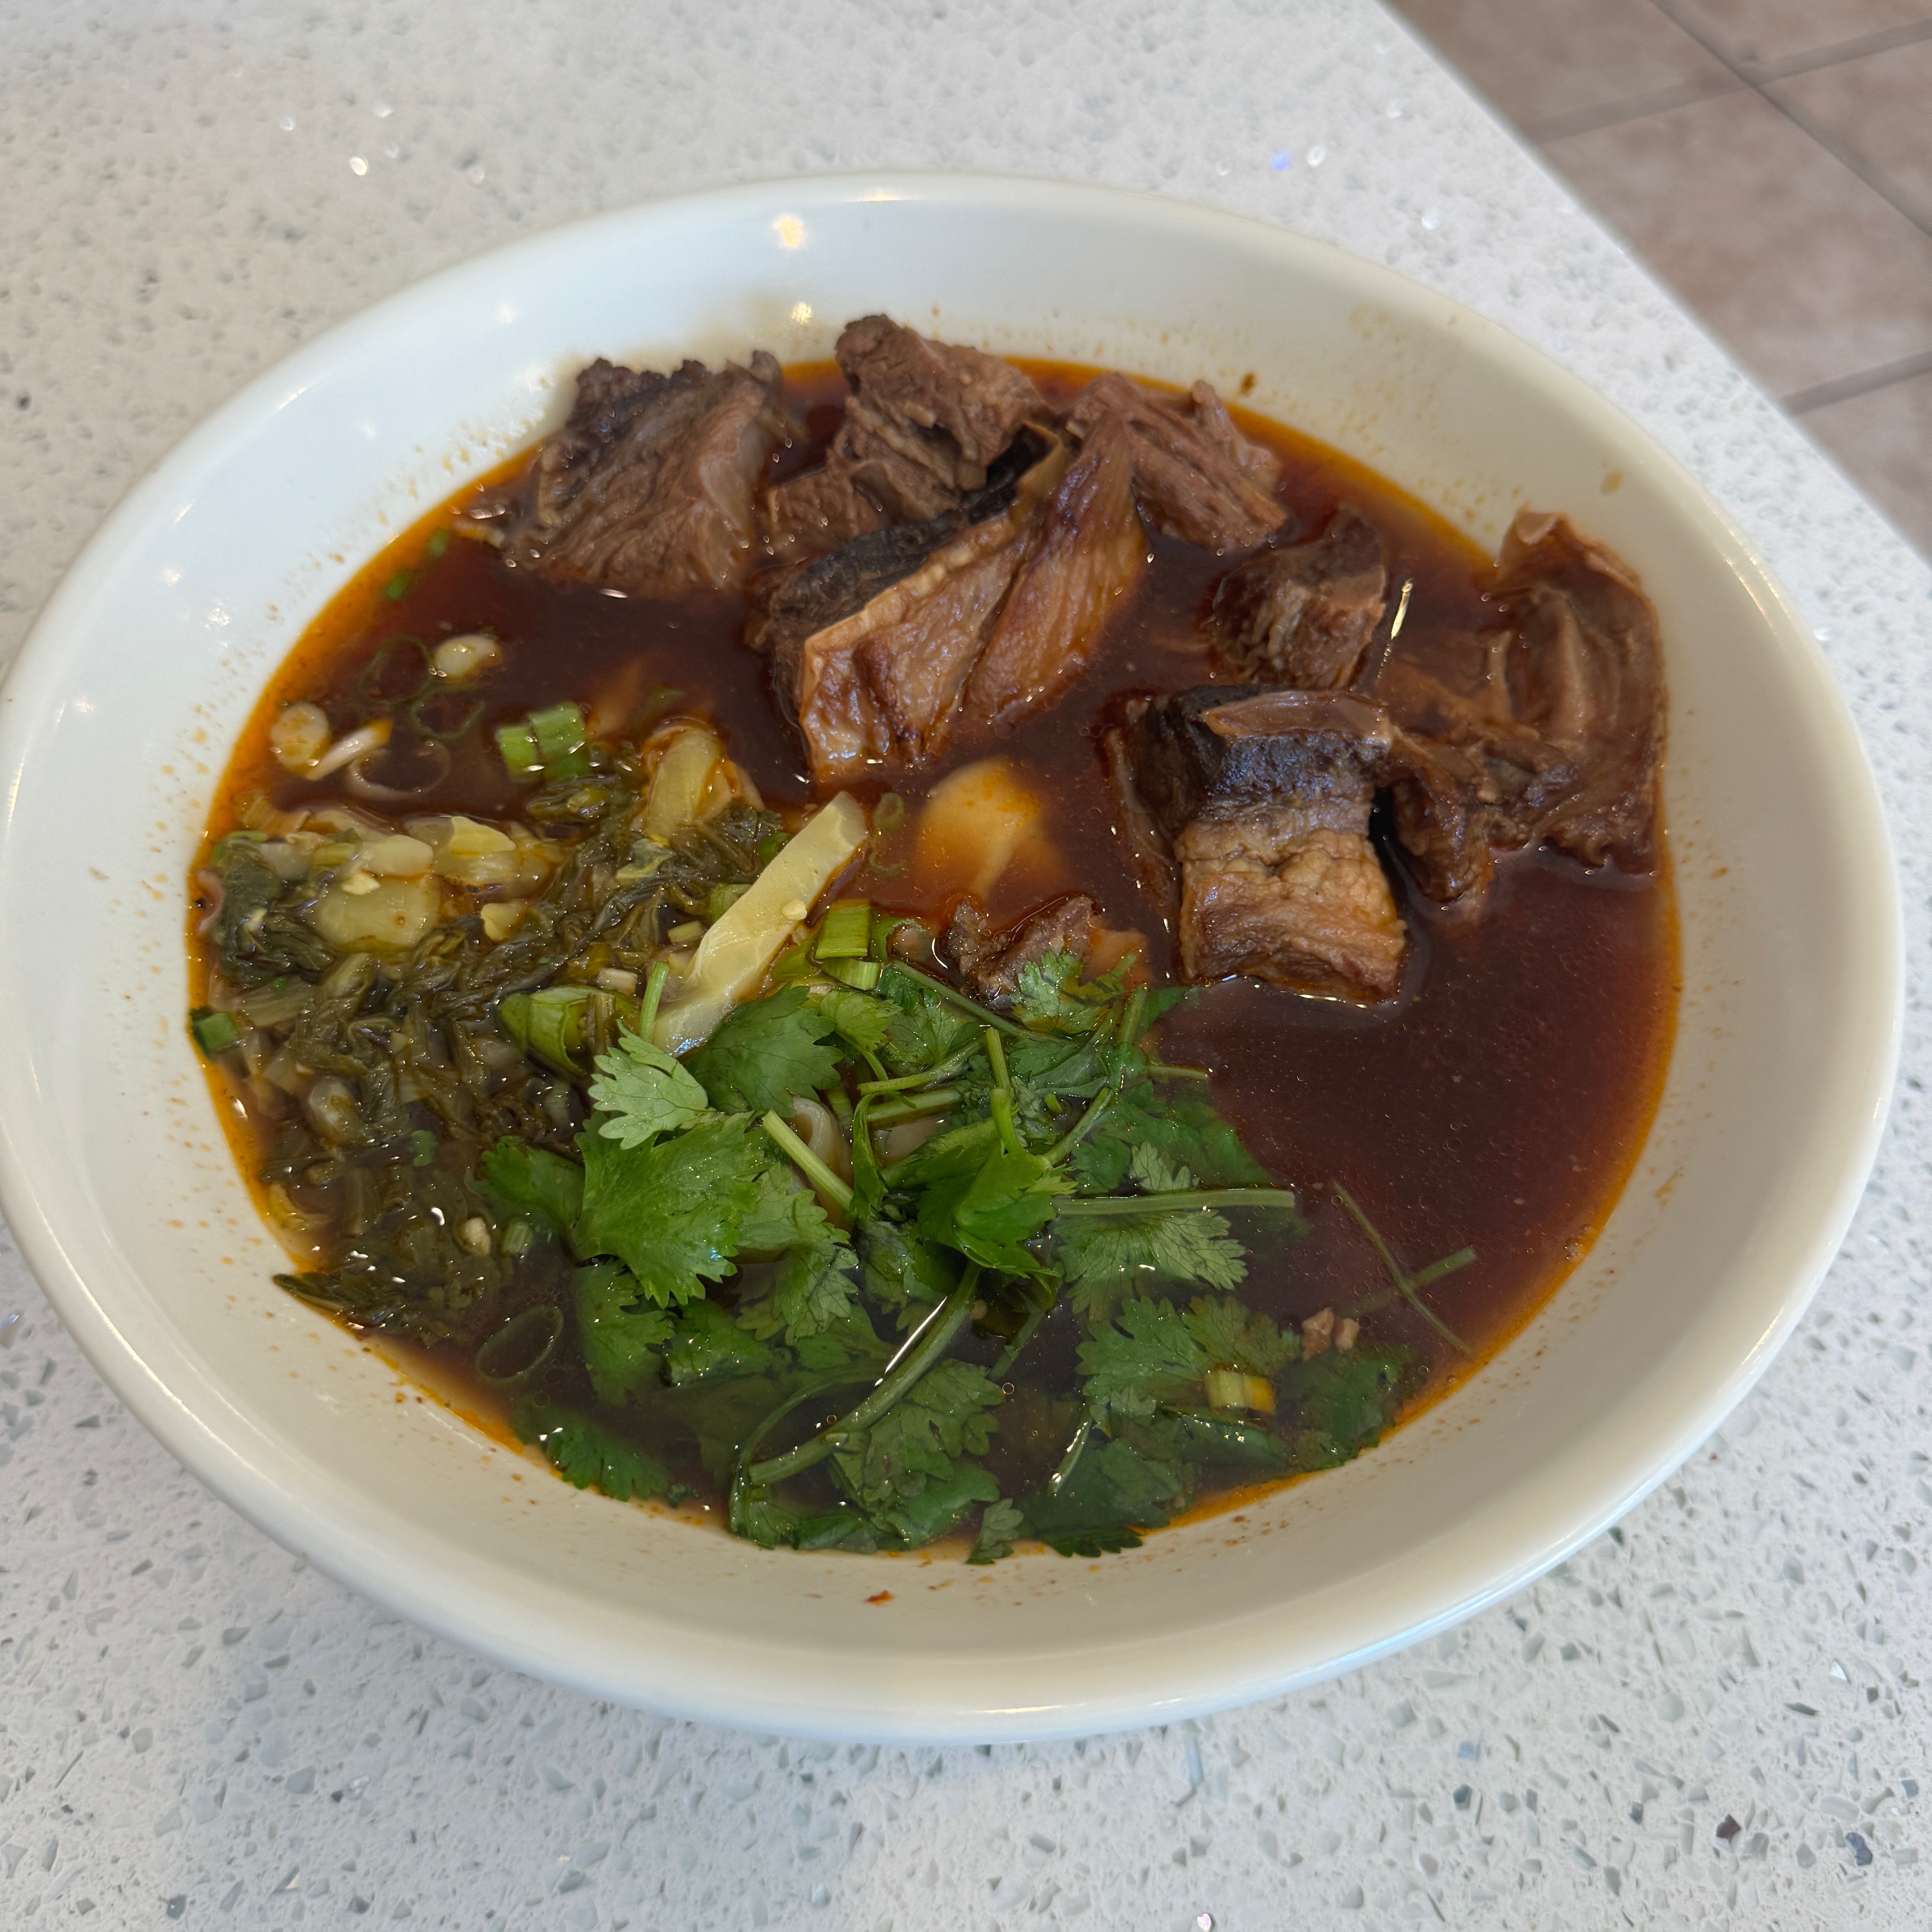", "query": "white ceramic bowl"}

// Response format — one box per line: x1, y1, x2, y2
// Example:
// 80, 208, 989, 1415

0, 176, 1899, 1743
